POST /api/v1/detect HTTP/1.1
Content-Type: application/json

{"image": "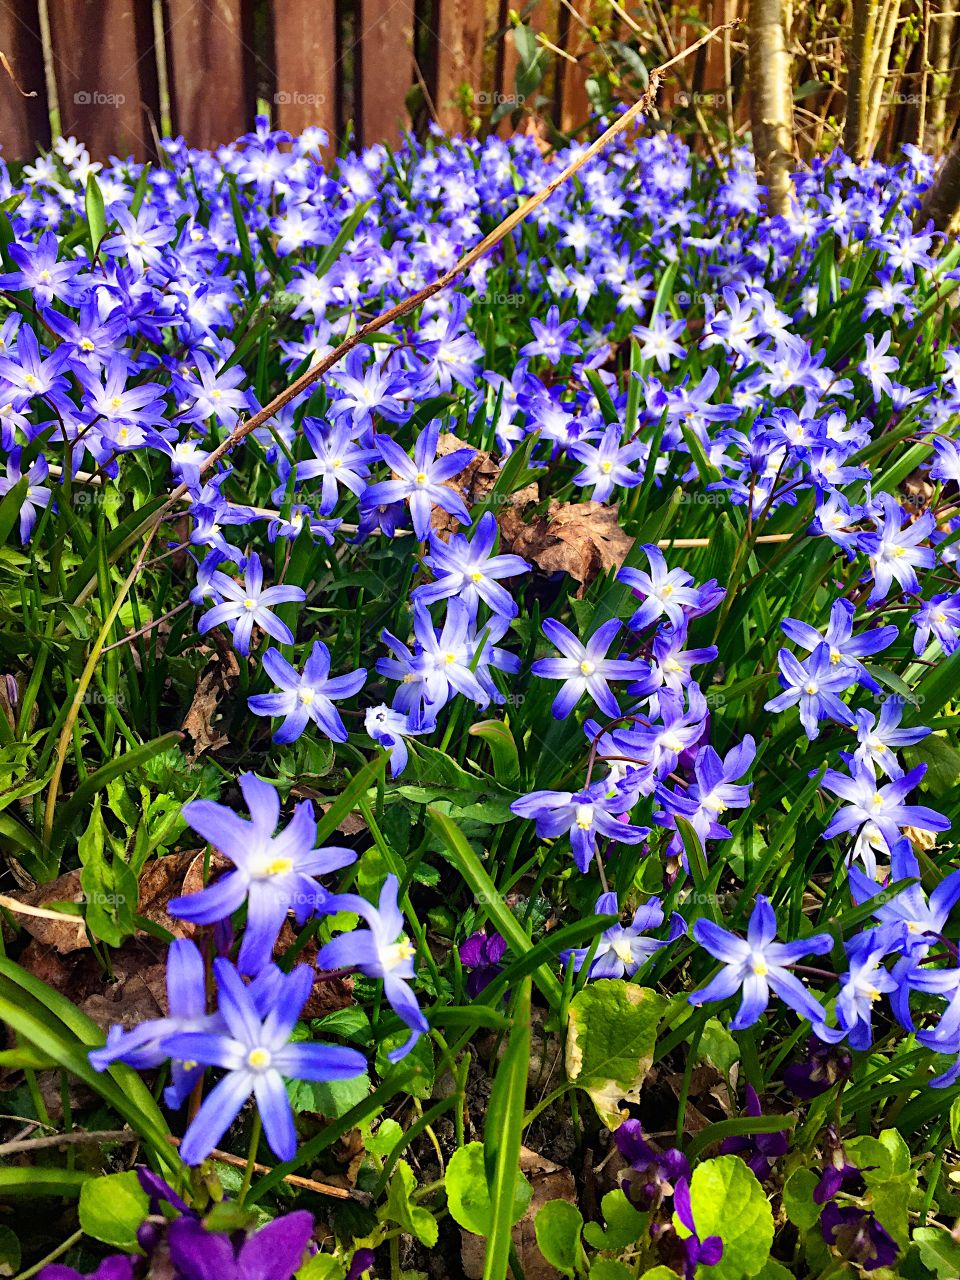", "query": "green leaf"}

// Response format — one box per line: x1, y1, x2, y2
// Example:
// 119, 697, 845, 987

681, 1156, 774, 1280
79, 1171, 150, 1249
695, 1017, 740, 1078
534, 1200, 584, 1276
0, 476, 27, 547
0, 1226, 20, 1276
227, 176, 256, 292
469, 720, 521, 787
85, 172, 107, 256
374, 1028, 434, 1100
429, 807, 563, 1009
593, 1264, 637, 1280
913, 1226, 960, 1279
57, 732, 184, 846
782, 1166, 820, 1231
484, 977, 532, 1280
365, 1117, 403, 1157
297, 1255, 346, 1280
316, 200, 373, 277
565, 980, 666, 1127
582, 1190, 647, 1251
0, 1166, 91, 1197
314, 752, 387, 845
637, 1270, 680, 1280
444, 1142, 530, 1238
78, 795, 138, 946
378, 1159, 438, 1248
0, 959, 181, 1172
288, 1071, 371, 1118
754, 1261, 793, 1280
846, 1130, 917, 1245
